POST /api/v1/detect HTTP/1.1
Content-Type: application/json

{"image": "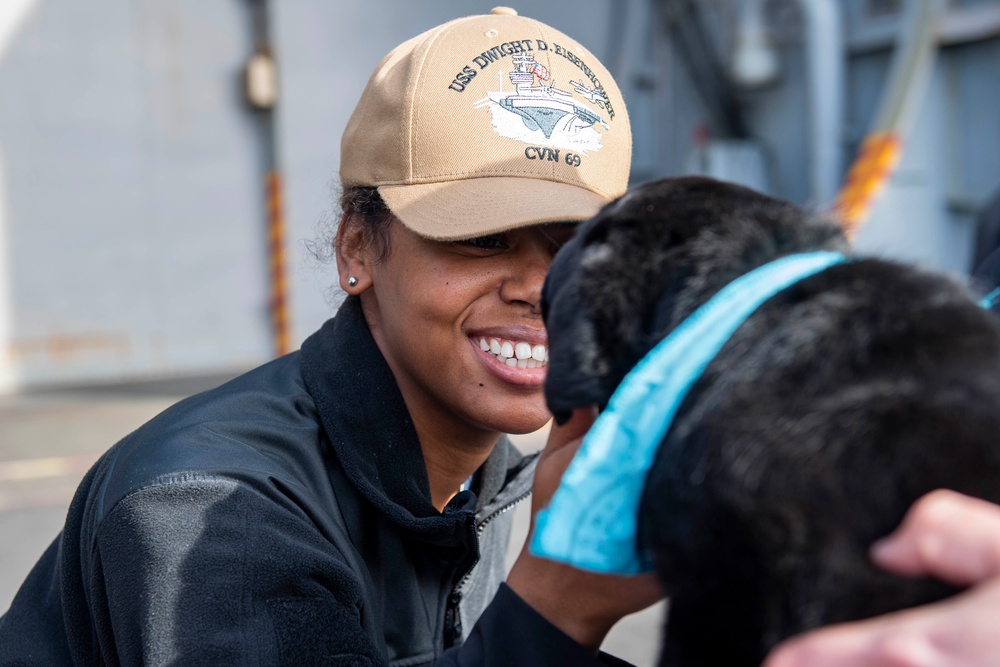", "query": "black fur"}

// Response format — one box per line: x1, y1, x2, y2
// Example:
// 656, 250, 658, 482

542, 177, 1000, 666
